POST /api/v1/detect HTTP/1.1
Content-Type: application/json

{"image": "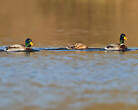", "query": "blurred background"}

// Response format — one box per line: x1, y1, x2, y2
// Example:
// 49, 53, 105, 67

0, 0, 138, 47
